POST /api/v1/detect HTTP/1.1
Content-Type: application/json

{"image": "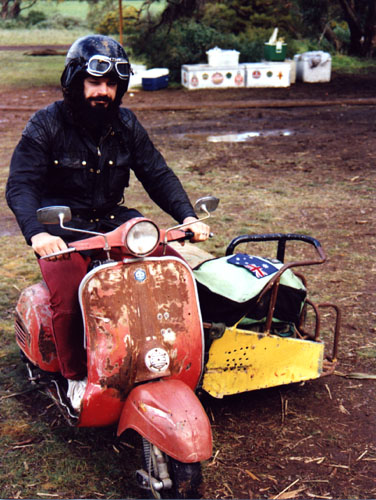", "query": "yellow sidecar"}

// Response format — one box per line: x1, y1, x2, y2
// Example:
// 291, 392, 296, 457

177, 233, 341, 399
